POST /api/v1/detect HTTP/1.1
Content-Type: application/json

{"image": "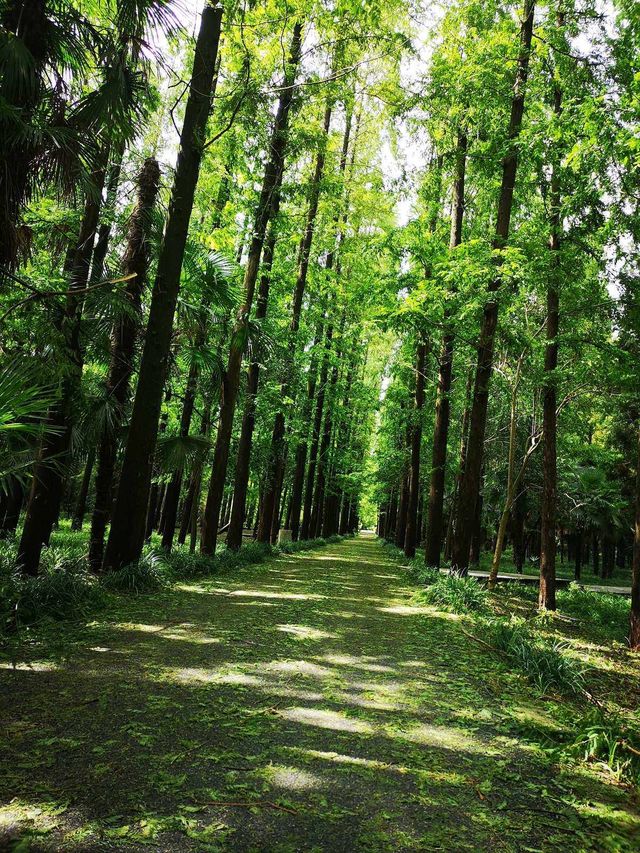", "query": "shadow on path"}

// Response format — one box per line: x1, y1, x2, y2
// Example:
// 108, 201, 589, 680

1, 535, 638, 851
